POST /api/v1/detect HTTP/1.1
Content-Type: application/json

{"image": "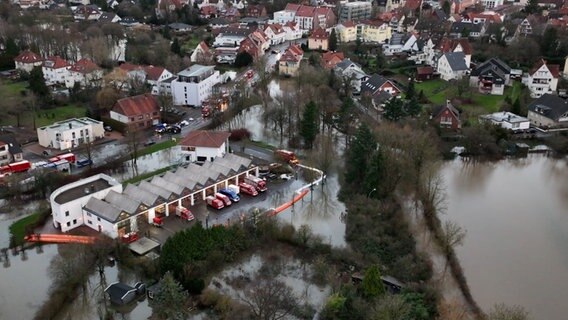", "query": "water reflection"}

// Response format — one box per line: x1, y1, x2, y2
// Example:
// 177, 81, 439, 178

442, 155, 568, 319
